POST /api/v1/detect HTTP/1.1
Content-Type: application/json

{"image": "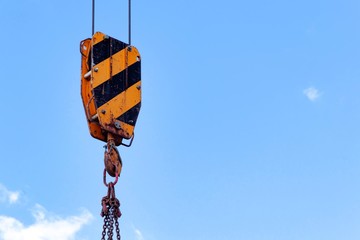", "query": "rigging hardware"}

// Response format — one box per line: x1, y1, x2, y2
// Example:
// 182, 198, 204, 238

80, 0, 140, 239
